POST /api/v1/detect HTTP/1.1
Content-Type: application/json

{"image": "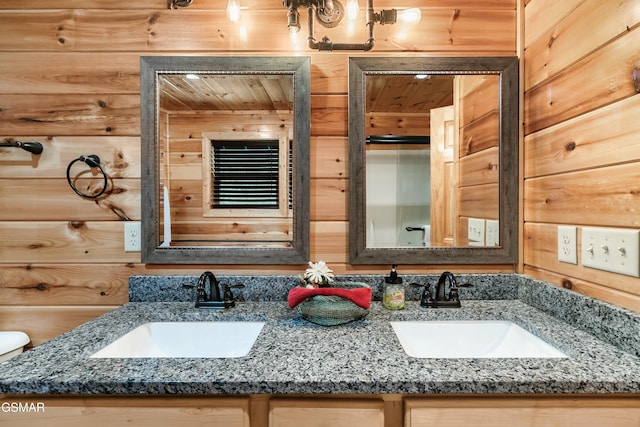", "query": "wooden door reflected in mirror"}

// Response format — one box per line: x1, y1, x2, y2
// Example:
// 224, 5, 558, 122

349, 57, 519, 265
